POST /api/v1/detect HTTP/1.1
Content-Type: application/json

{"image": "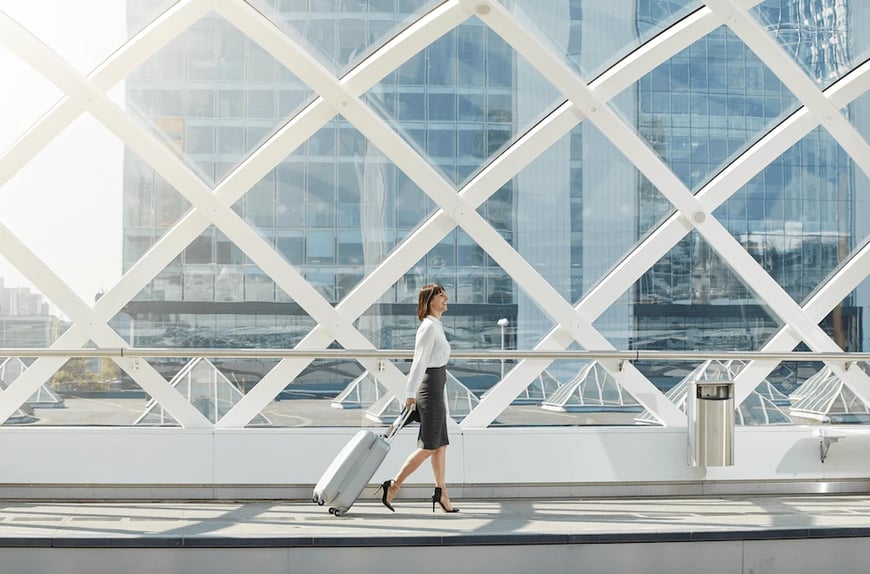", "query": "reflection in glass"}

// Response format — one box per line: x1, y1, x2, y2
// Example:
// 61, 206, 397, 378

714, 128, 853, 307
752, 0, 865, 88
249, 0, 443, 76
497, 0, 701, 80
365, 17, 563, 187
125, 15, 313, 187
624, 232, 783, 351
625, 26, 799, 191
